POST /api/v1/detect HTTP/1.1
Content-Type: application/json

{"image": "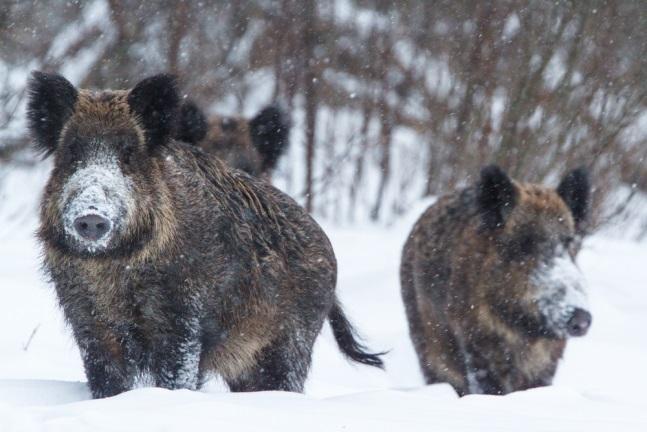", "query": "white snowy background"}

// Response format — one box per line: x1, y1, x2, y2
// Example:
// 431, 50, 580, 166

0, 165, 646, 431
